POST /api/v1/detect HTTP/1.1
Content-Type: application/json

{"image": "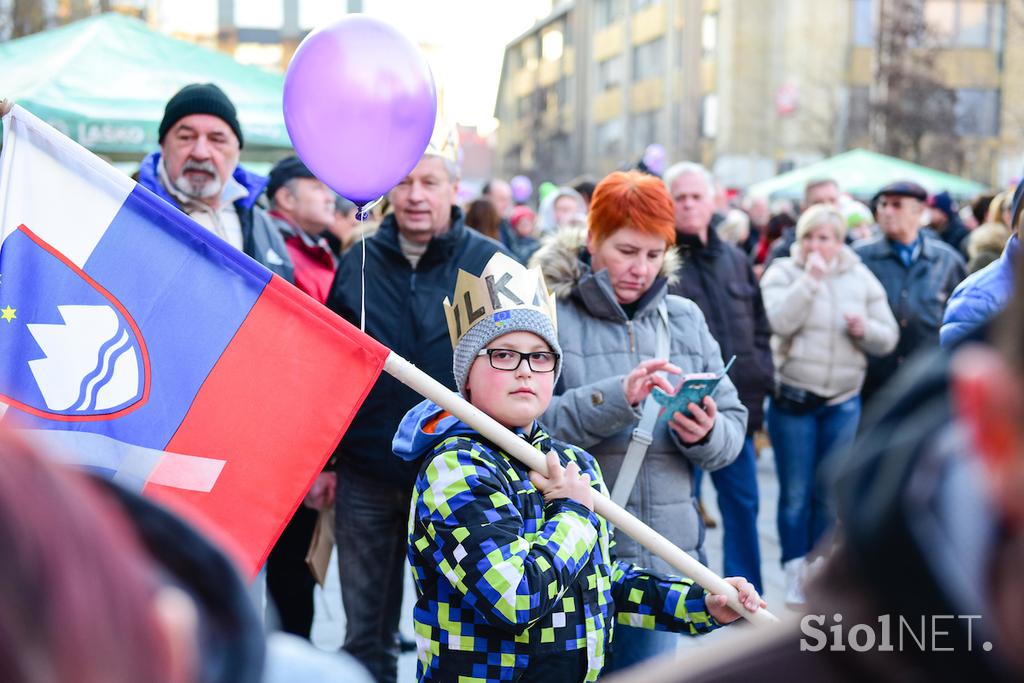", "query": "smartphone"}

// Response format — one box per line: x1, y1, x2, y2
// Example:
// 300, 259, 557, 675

651, 356, 736, 421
